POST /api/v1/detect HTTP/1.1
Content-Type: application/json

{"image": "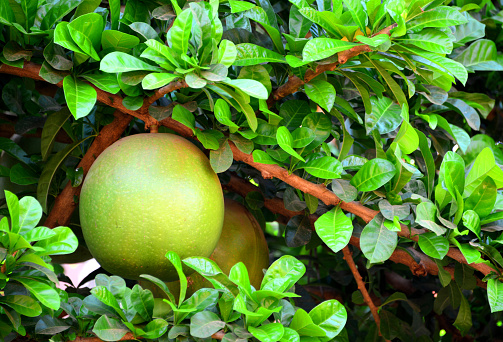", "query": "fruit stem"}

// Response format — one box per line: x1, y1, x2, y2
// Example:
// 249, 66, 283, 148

150, 125, 159, 133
